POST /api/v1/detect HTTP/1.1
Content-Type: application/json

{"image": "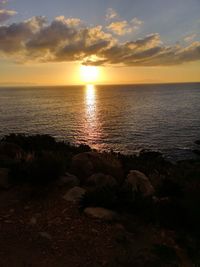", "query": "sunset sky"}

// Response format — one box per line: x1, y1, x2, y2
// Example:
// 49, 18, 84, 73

0, 0, 200, 85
